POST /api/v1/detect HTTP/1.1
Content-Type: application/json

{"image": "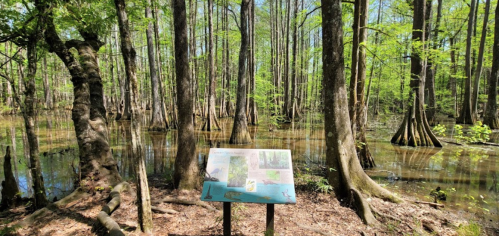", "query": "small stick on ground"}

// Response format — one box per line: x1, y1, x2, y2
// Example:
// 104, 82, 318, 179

414, 201, 444, 208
